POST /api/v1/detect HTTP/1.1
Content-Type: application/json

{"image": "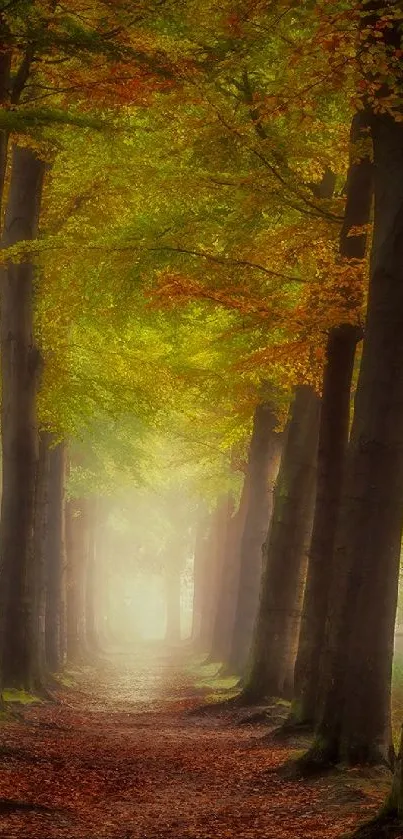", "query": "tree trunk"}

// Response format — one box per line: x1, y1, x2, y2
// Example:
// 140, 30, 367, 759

45, 441, 66, 673
198, 498, 232, 652
242, 386, 320, 703
312, 108, 403, 768
191, 513, 210, 646
292, 328, 358, 722
95, 503, 113, 649
32, 433, 51, 689
0, 145, 46, 690
291, 328, 358, 721
206, 492, 236, 661
66, 499, 90, 662
165, 566, 181, 644
209, 480, 249, 665
228, 402, 281, 675
85, 501, 99, 654
293, 111, 373, 725
0, 18, 10, 214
